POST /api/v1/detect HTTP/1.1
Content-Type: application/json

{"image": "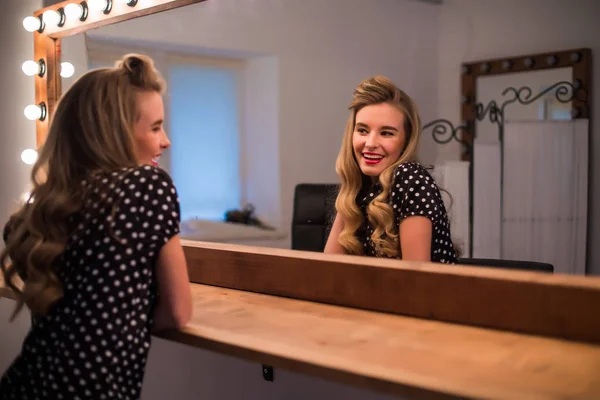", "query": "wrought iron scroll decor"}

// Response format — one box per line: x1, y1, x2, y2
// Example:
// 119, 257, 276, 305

423, 80, 588, 145
422, 118, 472, 157
473, 80, 589, 139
